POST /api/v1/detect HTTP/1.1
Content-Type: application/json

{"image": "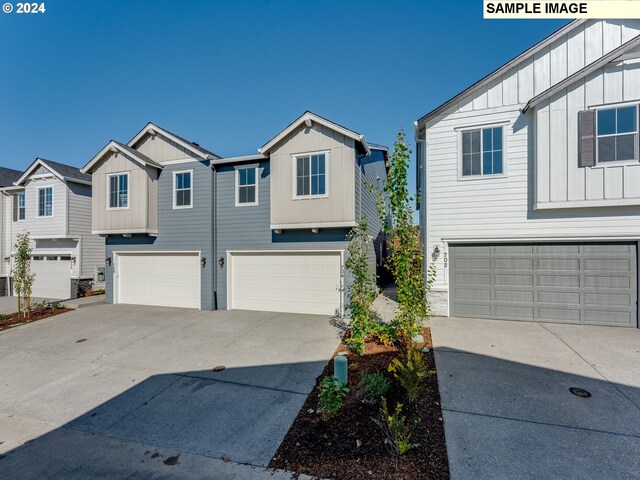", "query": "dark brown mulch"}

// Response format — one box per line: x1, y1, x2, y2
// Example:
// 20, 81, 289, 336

270, 328, 450, 480
0, 307, 73, 331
